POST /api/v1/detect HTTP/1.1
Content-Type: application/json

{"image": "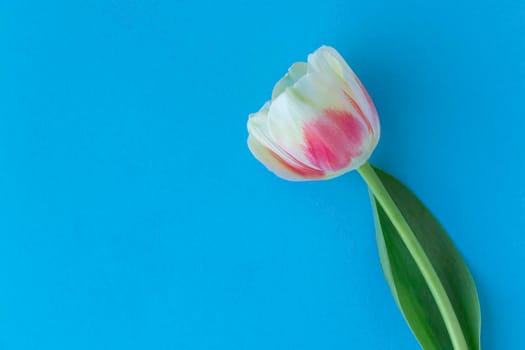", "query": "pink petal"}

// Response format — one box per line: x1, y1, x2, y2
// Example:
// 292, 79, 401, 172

303, 110, 365, 172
